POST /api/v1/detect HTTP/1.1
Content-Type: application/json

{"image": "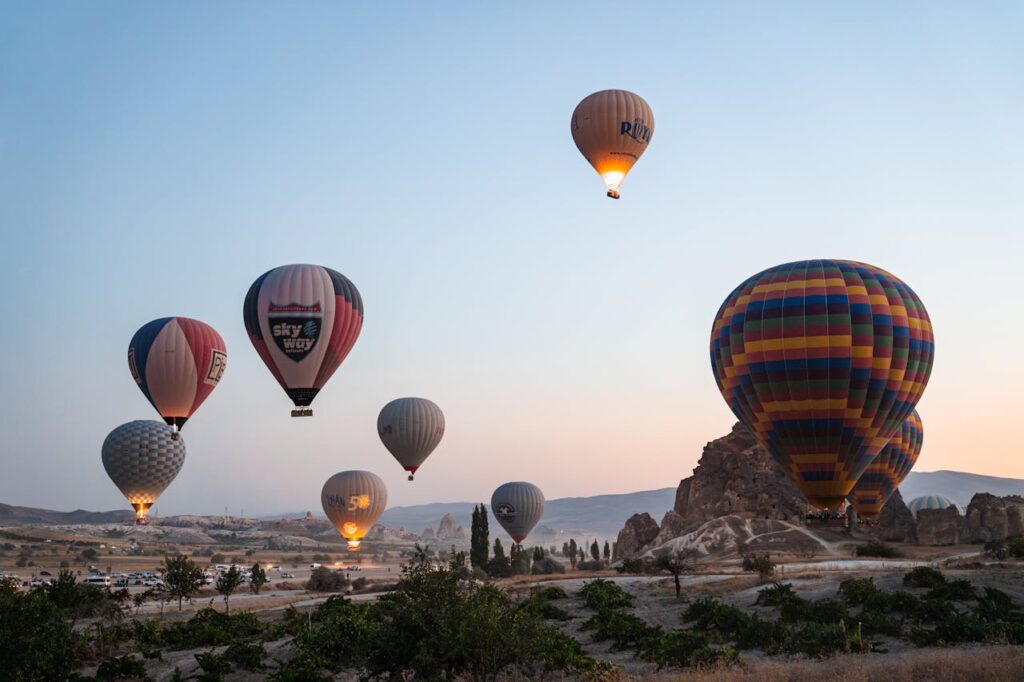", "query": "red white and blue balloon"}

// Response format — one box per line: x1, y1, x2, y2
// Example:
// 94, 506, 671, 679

128, 317, 227, 433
